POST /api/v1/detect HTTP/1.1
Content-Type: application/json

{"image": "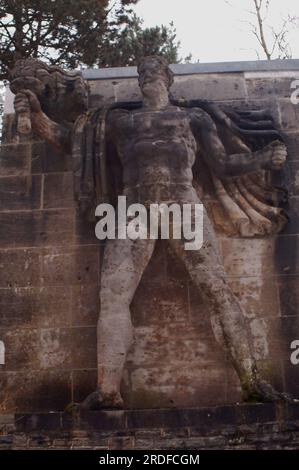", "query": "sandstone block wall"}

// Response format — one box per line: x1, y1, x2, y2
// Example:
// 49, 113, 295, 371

1, 403, 299, 450
0, 63, 299, 412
